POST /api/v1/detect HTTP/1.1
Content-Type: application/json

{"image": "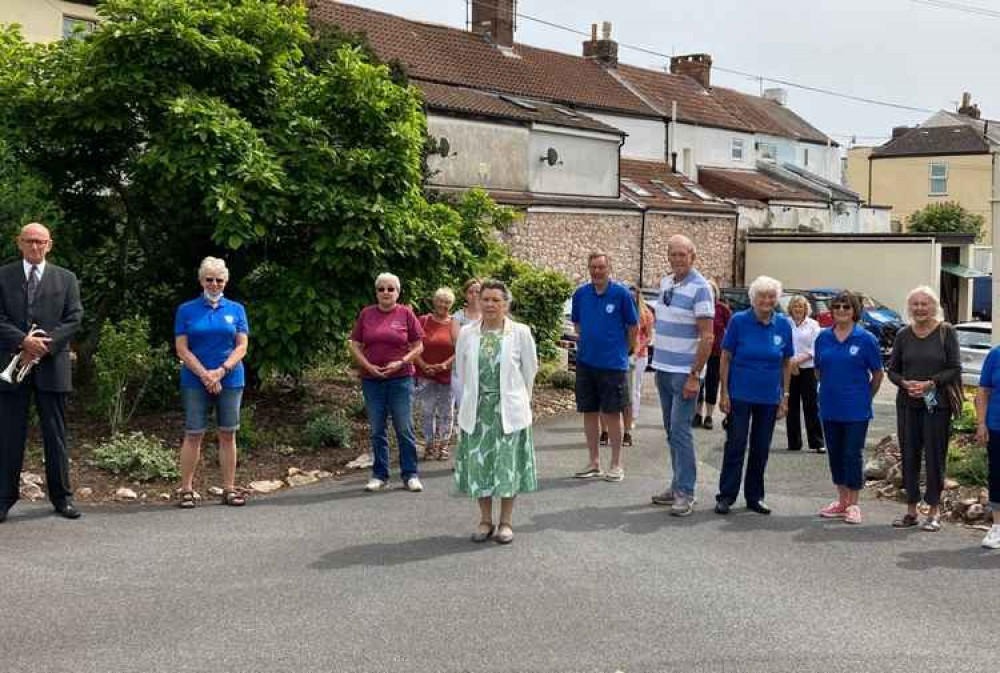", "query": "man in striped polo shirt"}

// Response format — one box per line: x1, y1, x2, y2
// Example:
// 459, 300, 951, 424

650, 235, 715, 516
